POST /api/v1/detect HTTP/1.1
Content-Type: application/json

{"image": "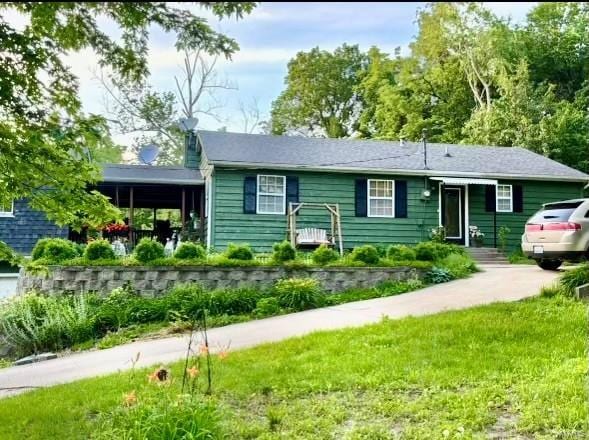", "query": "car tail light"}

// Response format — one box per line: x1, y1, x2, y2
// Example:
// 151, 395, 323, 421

527, 222, 582, 231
